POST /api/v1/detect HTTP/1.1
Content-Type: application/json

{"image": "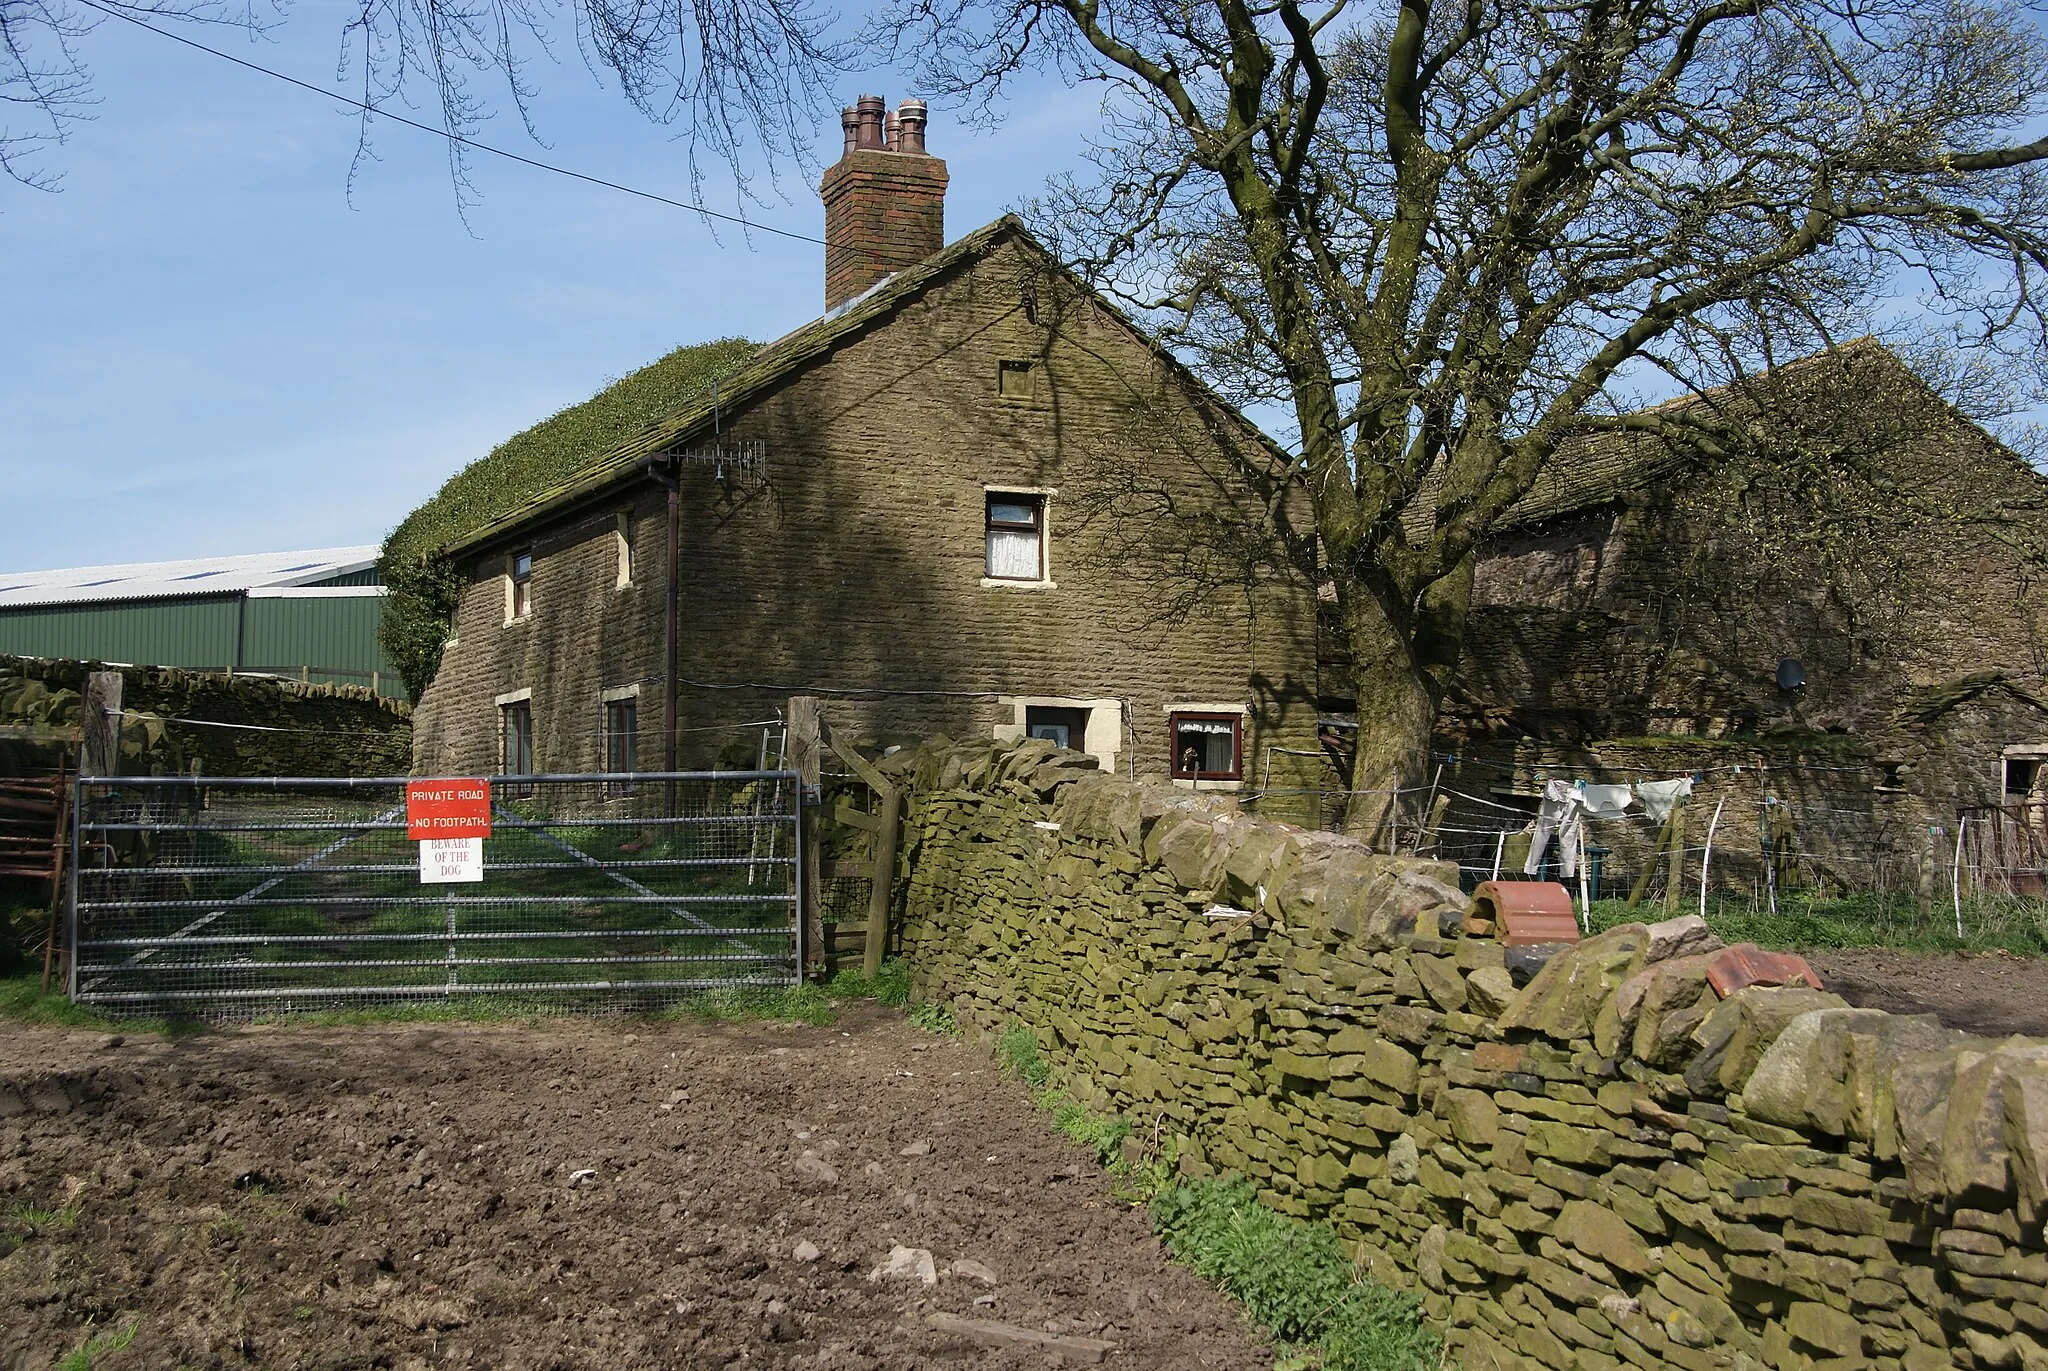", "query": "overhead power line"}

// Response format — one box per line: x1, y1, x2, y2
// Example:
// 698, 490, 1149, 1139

70, 0, 833, 250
